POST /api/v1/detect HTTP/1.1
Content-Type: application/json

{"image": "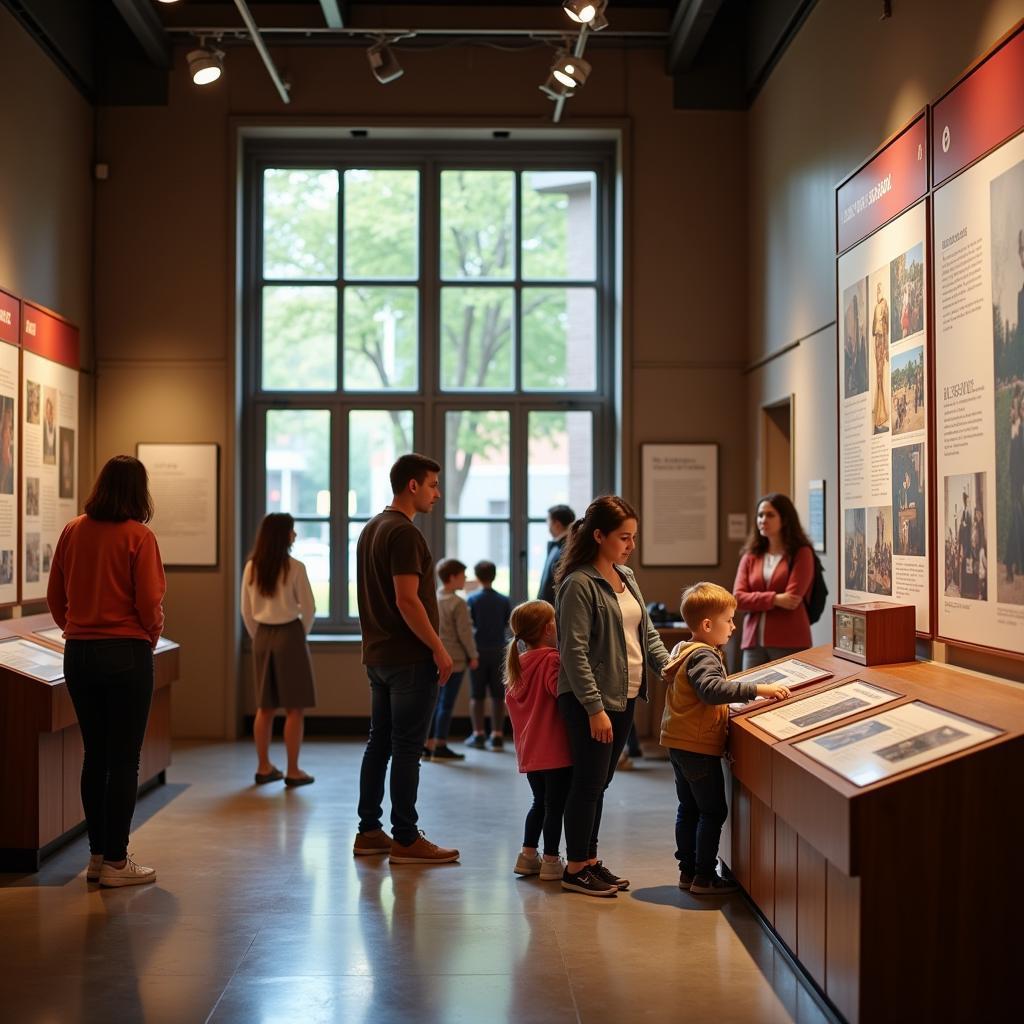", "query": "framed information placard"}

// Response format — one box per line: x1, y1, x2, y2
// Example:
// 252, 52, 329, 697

641, 443, 718, 566
0, 637, 64, 681
137, 443, 219, 567
728, 657, 833, 711
748, 679, 899, 741
33, 626, 177, 653
794, 701, 1002, 787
